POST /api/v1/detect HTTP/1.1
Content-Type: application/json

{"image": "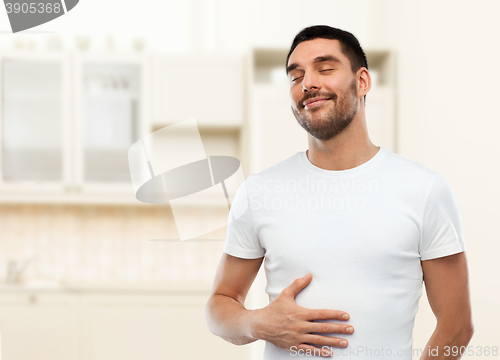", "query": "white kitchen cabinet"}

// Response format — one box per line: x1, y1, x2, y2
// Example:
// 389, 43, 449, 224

151, 55, 244, 127
0, 292, 78, 360
80, 293, 249, 360
73, 54, 150, 197
250, 83, 308, 173
0, 53, 72, 194
0, 290, 250, 360
0, 53, 150, 204
0, 51, 247, 205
